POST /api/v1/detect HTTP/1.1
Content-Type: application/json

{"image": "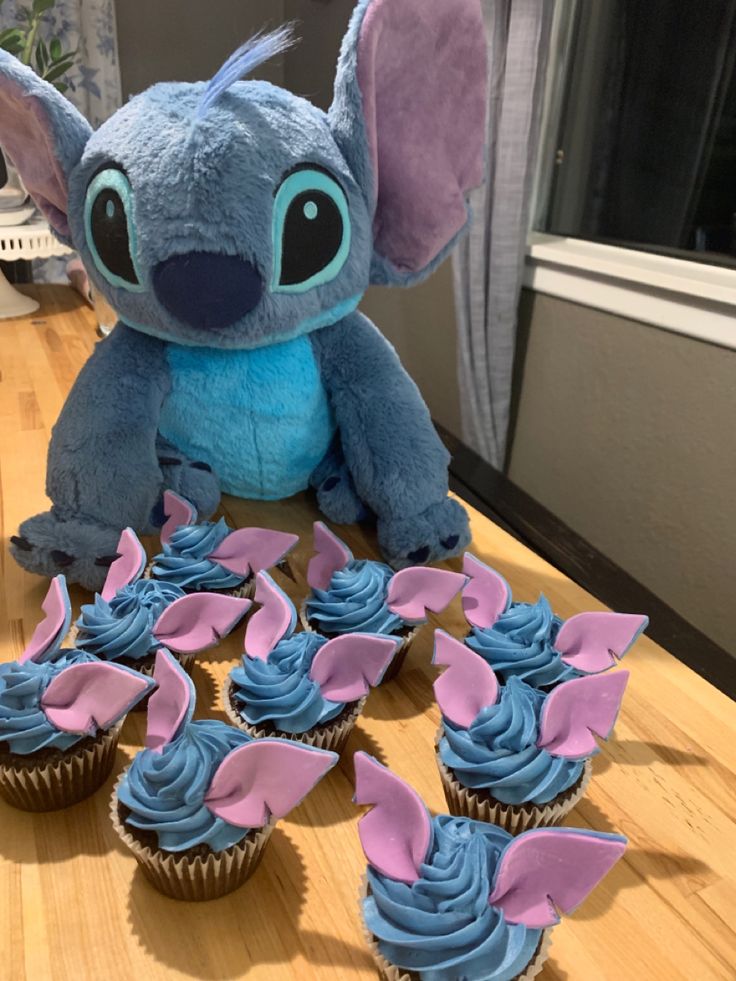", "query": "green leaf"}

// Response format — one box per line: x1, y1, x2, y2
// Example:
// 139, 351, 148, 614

32, 0, 55, 15
49, 37, 61, 60
35, 36, 48, 72
53, 81, 68, 93
0, 28, 24, 44
42, 59, 73, 84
